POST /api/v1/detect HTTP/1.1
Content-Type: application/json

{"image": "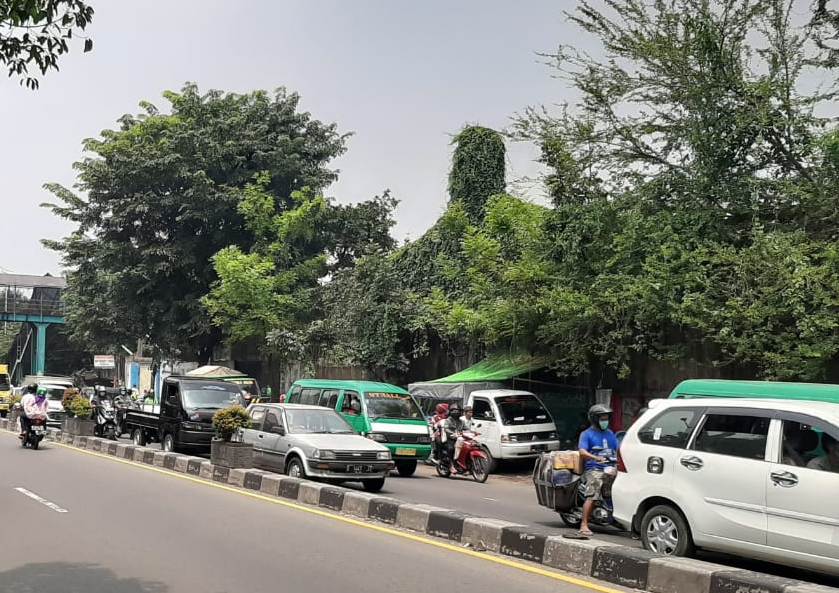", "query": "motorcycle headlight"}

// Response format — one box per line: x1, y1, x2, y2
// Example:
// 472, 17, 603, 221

313, 449, 336, 460
366, 433, 387, 442
377, 451, 391, 460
